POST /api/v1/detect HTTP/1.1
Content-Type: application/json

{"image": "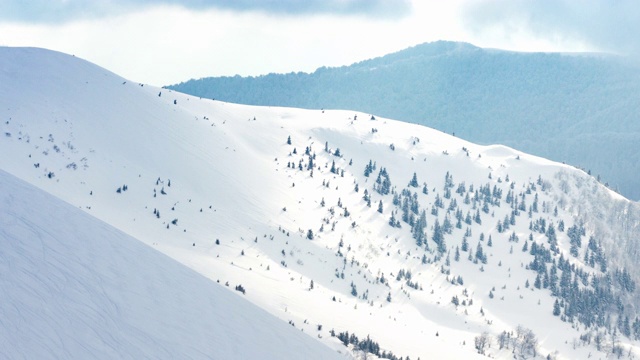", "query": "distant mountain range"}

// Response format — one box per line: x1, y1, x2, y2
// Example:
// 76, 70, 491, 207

168, 41, 640, 201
